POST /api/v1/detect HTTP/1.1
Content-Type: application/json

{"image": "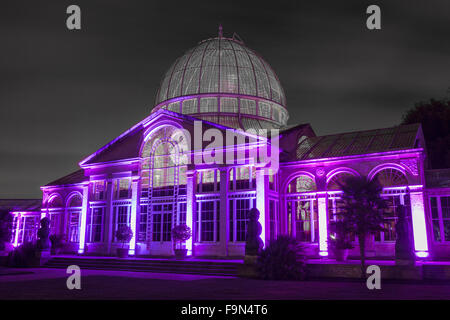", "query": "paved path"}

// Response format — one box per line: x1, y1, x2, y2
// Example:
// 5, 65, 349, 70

1, 268, 450, 300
